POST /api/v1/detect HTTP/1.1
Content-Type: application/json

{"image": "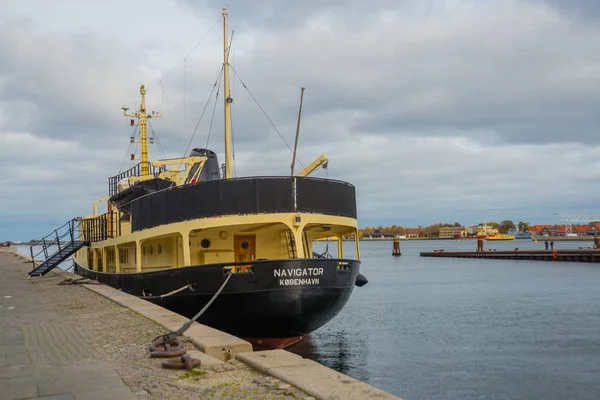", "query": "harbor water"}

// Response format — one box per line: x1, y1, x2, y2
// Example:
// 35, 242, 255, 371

298, 239, 600, 399
17, 240, 600, 399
